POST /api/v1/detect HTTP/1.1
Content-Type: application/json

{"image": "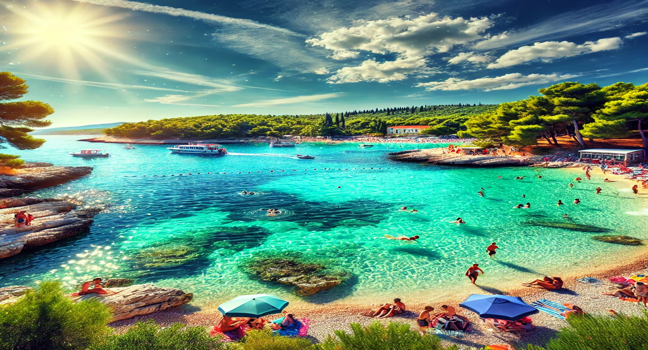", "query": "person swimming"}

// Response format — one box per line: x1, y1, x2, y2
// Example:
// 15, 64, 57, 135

569, 183, 574, 188
454, 217, 466, 224
523, 202, 531, 209
249, 192, 255, 195
266, 208, 282, 216
574, 198, 581, 204
513, 204, 524, 209
241, 190, 248, 194
384, 235, 420, 241
557, 200, 564, 206
596, 187, 602, 194
399, 206, 408, 211
478, 190, 484, 197
410, 209, 418, 213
